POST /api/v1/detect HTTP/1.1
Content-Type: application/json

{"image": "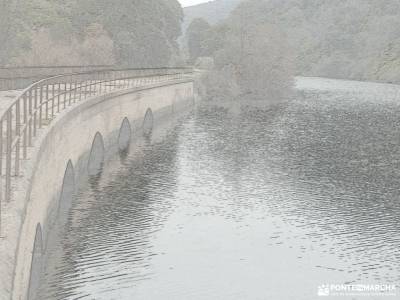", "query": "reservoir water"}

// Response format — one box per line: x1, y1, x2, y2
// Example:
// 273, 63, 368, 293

39, 78, 400, 299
